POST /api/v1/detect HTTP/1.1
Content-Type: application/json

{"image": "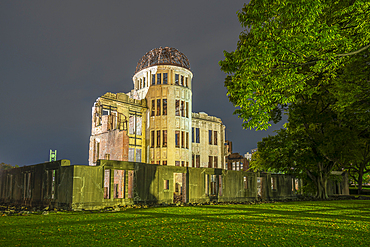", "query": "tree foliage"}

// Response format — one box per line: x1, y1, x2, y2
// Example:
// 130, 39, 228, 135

0, 162, 18, 171
219, 0, 370, 130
